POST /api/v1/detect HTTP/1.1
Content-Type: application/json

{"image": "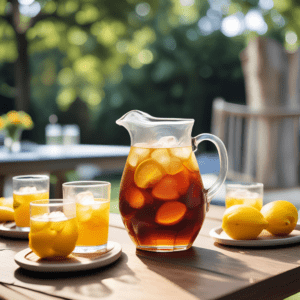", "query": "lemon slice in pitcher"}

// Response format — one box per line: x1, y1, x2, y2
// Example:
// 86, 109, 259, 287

134, 159, 164, 189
